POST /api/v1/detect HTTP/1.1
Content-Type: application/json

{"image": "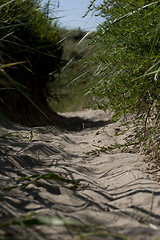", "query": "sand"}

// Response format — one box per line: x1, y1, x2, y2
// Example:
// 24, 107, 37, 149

0, 109, 160, 240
